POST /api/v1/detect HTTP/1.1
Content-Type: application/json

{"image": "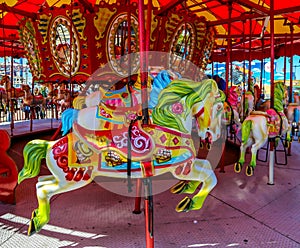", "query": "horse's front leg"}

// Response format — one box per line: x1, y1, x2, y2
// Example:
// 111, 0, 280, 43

171, 159, 217, 212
